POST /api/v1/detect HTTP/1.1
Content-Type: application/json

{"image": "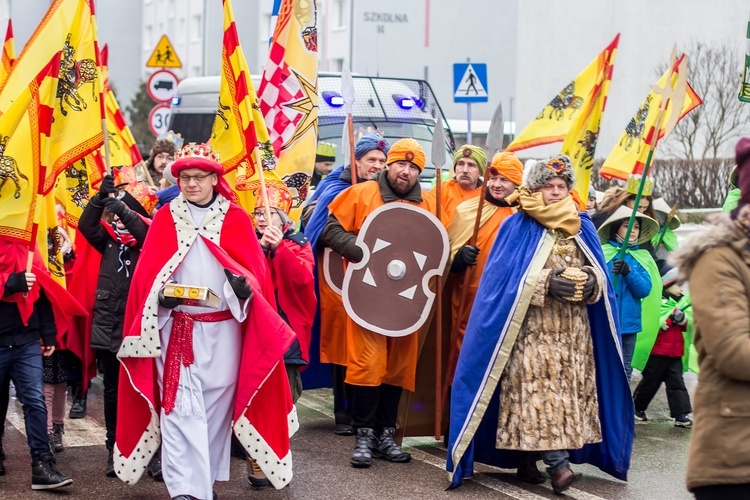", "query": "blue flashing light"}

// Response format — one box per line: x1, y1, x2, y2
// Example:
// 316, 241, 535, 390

322, 91, 345, 107
171, 96, 181, 106
393, 94, 415, 109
